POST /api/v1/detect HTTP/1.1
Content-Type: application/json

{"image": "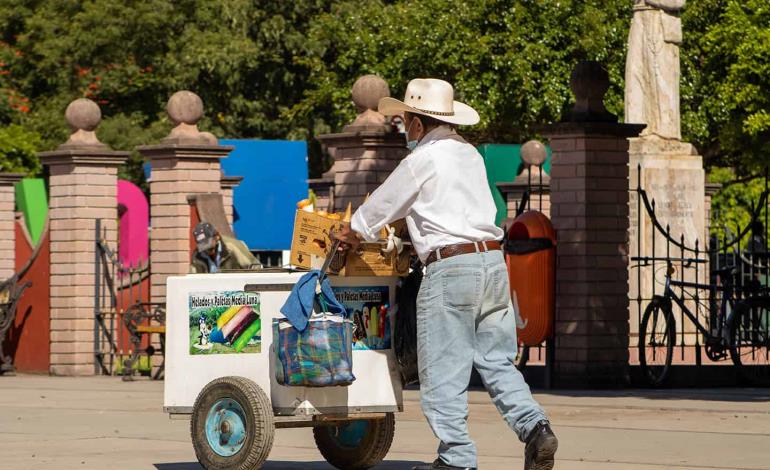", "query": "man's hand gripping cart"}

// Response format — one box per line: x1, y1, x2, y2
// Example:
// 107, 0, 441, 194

163, 240, 402, 470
